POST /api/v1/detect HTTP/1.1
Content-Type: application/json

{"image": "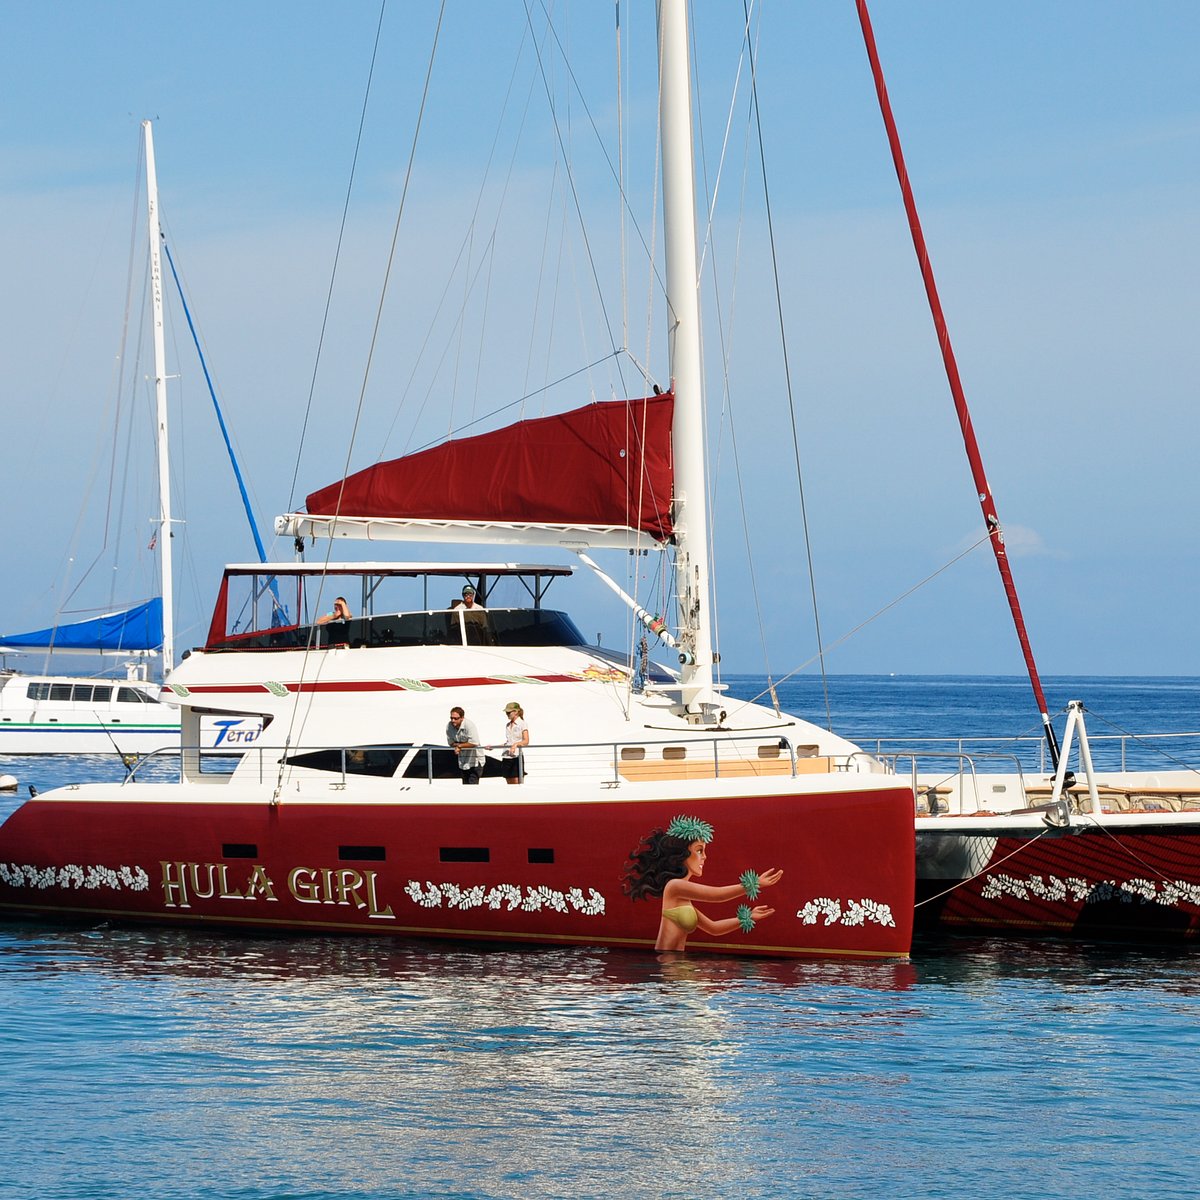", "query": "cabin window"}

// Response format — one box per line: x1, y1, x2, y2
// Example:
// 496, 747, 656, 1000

117, 687, 158, 705
402, 747, 461, 780
439, 847, 490, 863
49, 684, 72, 701
528, 848, 555, 864
283, 746, 408, 777
223, 844, 258, 858
339, 845, 386, 862
757, 743, 783, 759
26, 683, 51, 701
662, 746, 687, 761
620, 747, 646, 761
